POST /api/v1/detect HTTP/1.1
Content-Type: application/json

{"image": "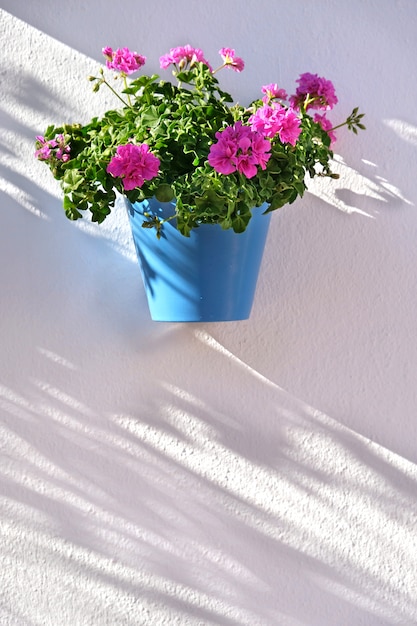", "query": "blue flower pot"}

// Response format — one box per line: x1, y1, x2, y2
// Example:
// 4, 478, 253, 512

126, 197, 271, 322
